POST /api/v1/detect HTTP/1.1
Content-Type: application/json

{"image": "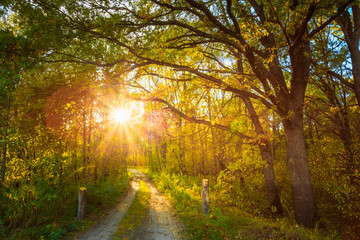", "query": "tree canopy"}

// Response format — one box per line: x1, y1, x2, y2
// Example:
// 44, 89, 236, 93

1, 0, 360, 238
